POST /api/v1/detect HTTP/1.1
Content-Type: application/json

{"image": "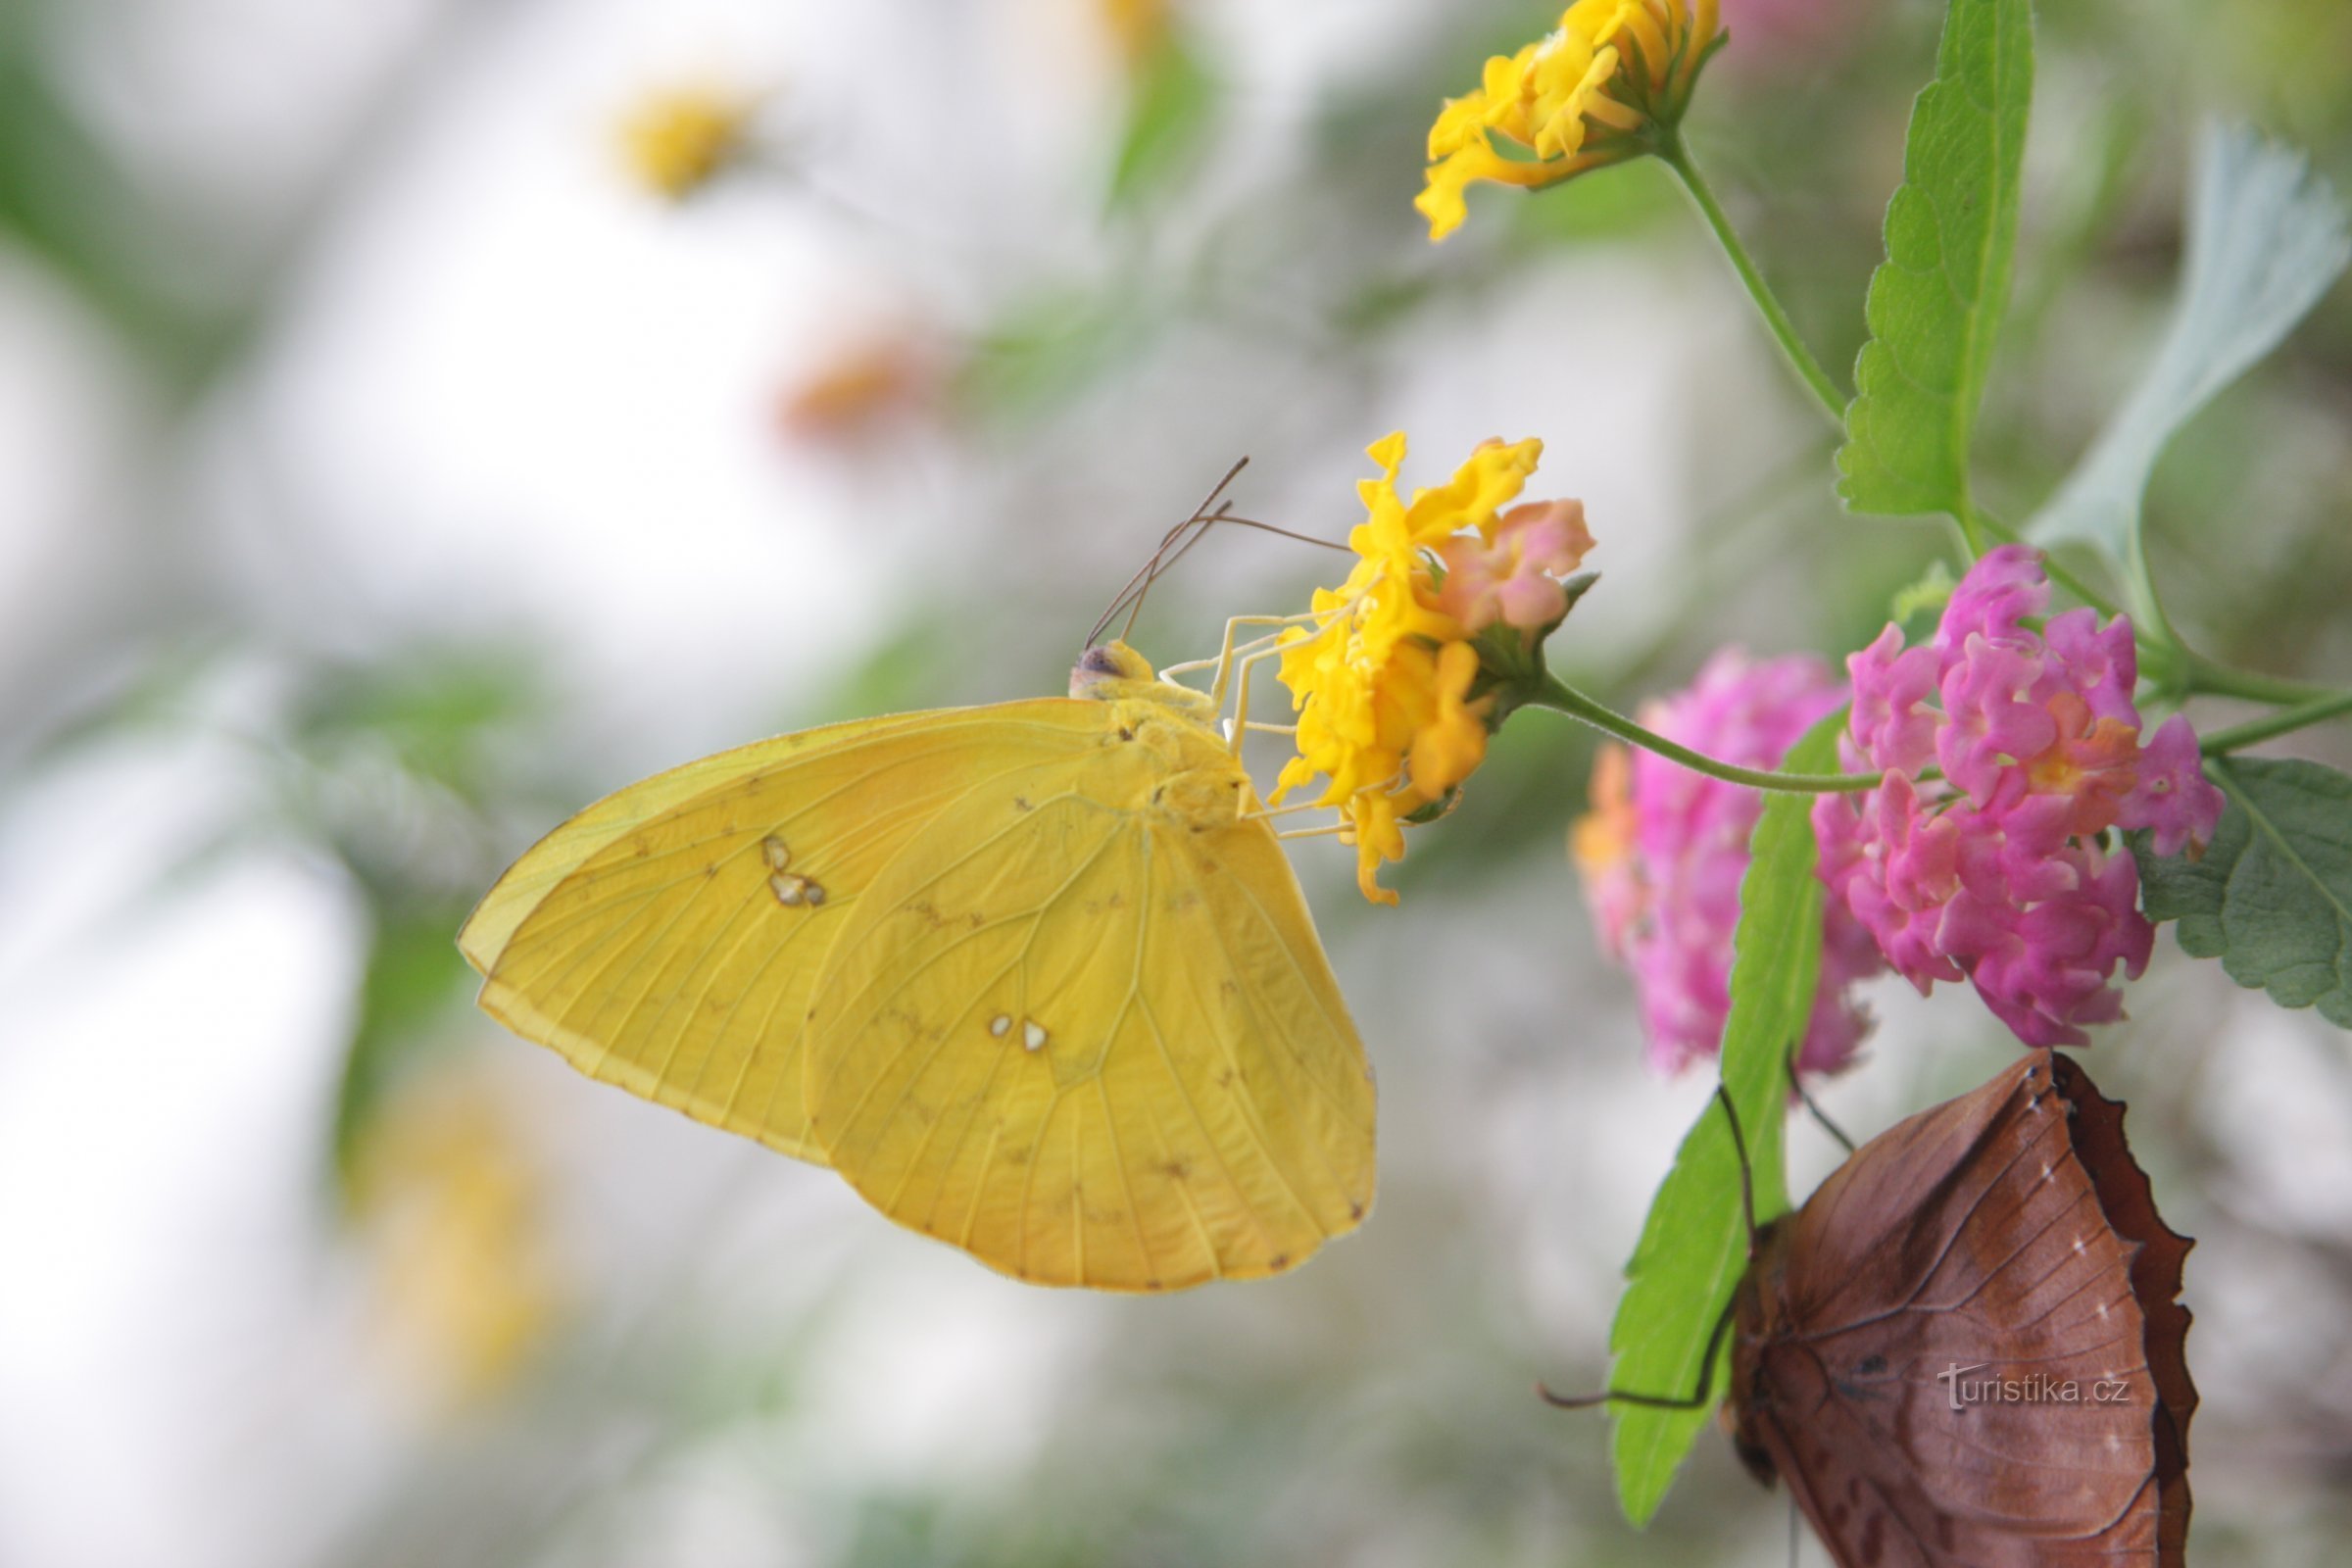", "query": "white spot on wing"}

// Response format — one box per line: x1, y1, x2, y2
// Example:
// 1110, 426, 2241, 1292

990, 1014, 1011, 1038
762, 836, 792, 871
1023, 1020, 1049, 1053
767, 871, 826, 907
